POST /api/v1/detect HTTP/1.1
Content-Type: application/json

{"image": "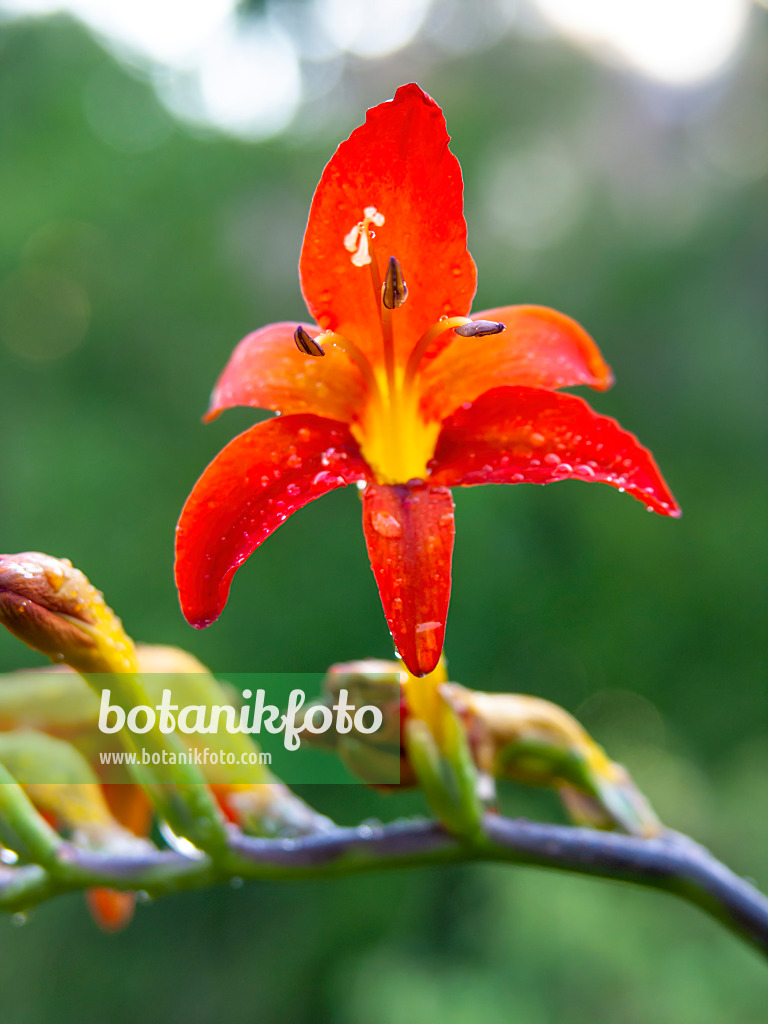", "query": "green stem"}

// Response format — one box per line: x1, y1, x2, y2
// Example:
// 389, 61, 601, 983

0, 815, 766, 959
82, 672, 228, 855
0, 764, 63, 869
